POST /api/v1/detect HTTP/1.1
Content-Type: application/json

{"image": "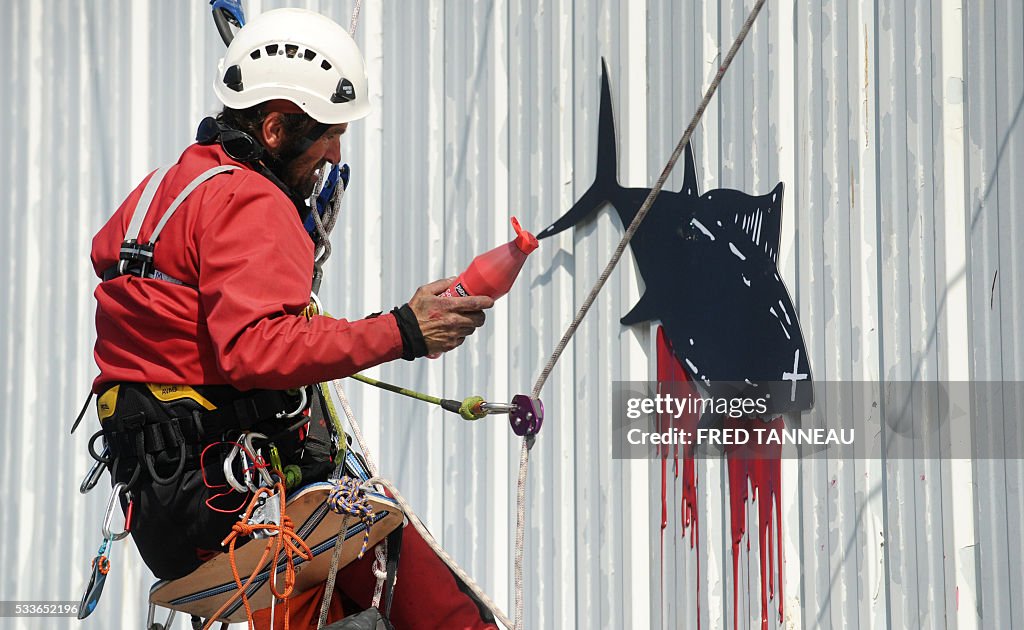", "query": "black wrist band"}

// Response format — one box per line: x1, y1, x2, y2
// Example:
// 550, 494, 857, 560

392, 304, 428, 360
